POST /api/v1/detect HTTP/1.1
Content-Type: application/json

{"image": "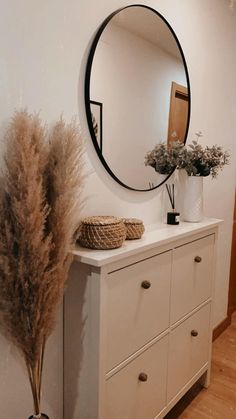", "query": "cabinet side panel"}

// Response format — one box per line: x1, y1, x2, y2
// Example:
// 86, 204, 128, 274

64, 261, 100, 419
